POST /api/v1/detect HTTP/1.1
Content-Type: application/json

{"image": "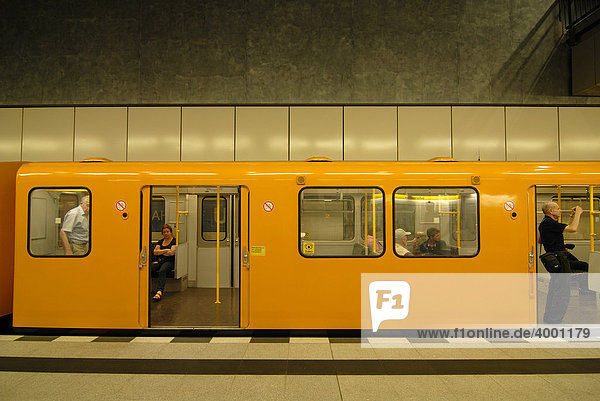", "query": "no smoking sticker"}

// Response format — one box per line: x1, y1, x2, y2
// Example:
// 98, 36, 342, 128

504, 201, 515, 212
263, 201, 274, 213
116, 200, 127, 211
